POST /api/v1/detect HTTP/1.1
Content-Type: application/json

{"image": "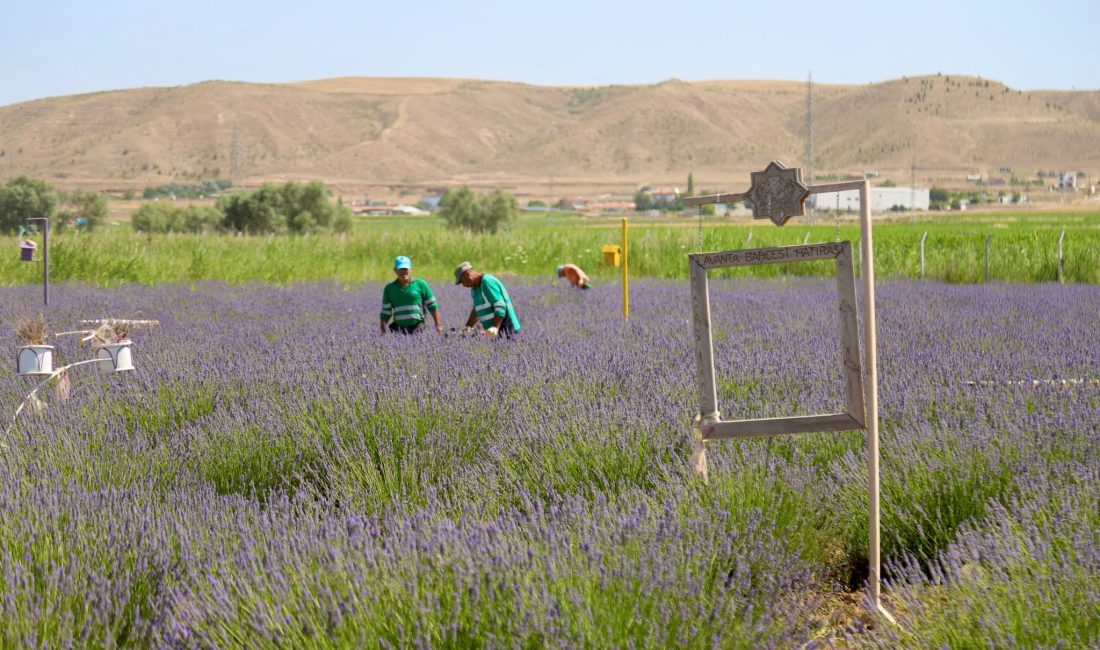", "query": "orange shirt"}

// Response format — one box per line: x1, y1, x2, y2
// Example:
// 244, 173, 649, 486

559, 263, 589, 288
